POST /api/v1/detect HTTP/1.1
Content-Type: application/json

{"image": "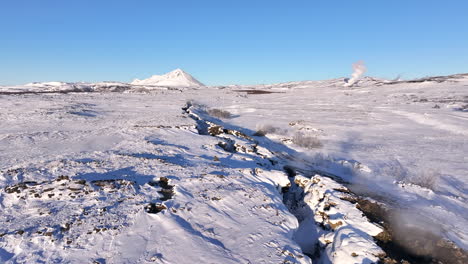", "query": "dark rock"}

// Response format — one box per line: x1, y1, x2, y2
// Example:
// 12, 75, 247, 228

145, 203, 167, 214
